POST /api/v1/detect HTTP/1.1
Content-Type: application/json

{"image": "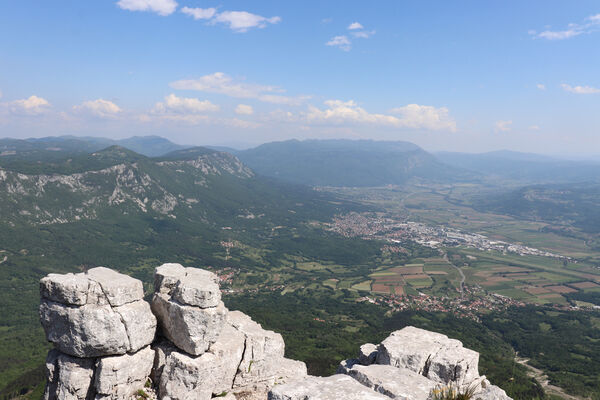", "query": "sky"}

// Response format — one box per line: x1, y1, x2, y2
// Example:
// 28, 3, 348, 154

0, 0, 599, 154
